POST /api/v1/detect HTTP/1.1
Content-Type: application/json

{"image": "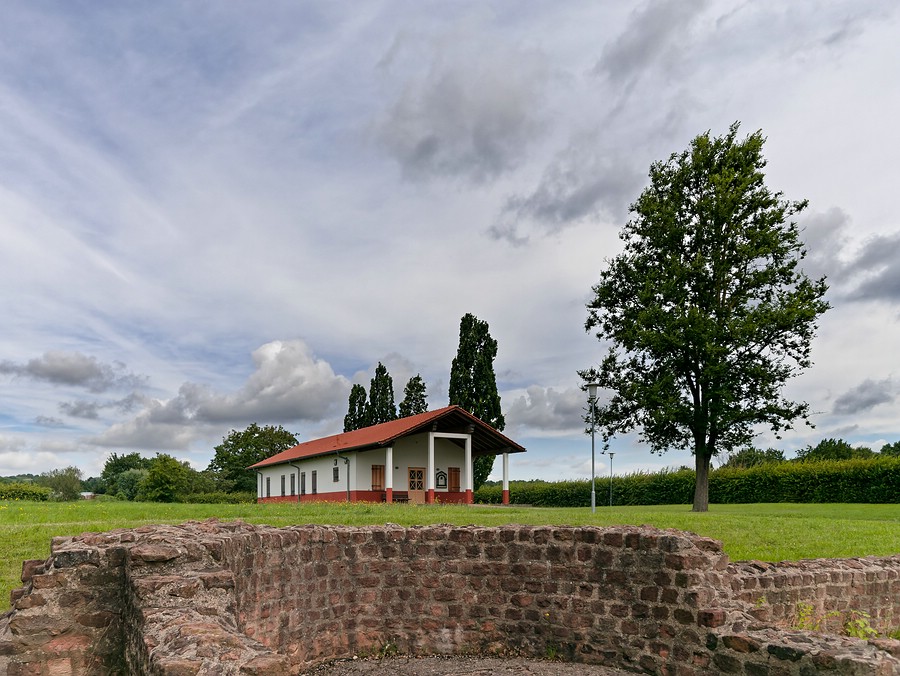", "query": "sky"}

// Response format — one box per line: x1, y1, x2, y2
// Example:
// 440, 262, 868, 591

1, 1, 899, 483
